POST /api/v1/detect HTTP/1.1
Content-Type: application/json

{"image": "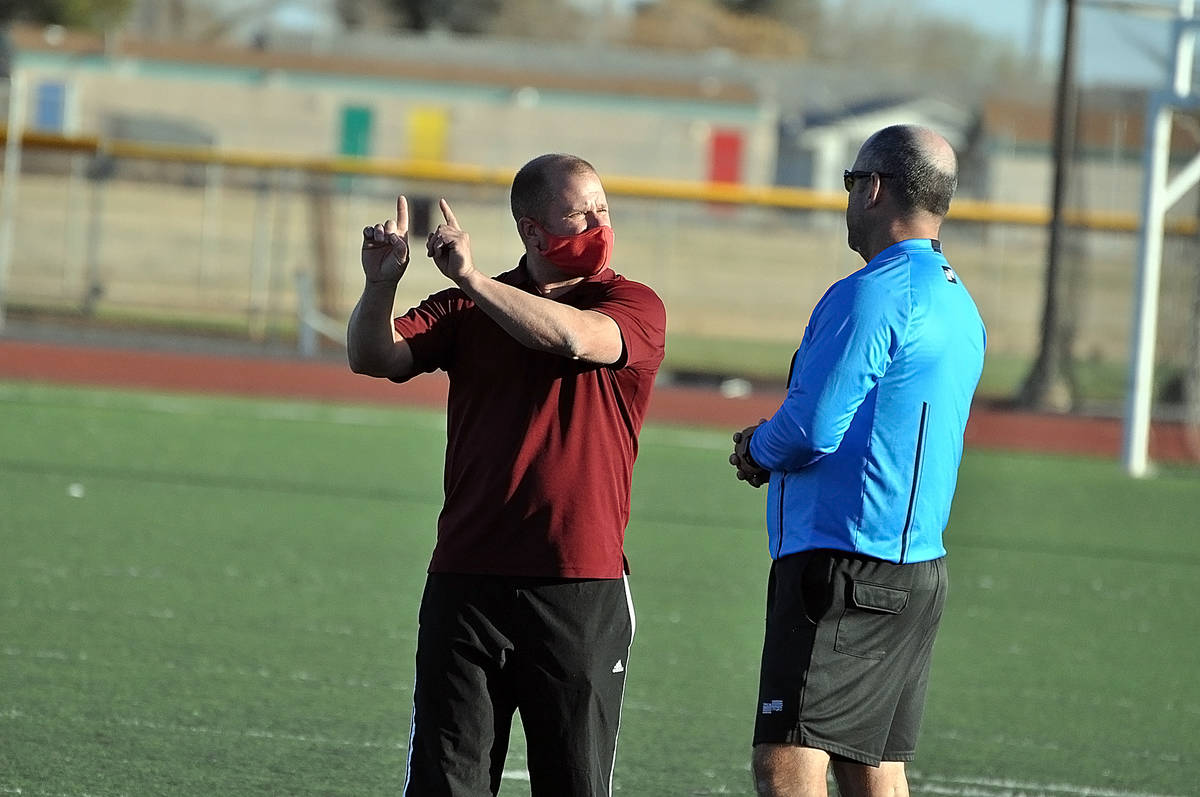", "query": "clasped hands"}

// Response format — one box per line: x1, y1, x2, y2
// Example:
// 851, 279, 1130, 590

730, 420, 770, 488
